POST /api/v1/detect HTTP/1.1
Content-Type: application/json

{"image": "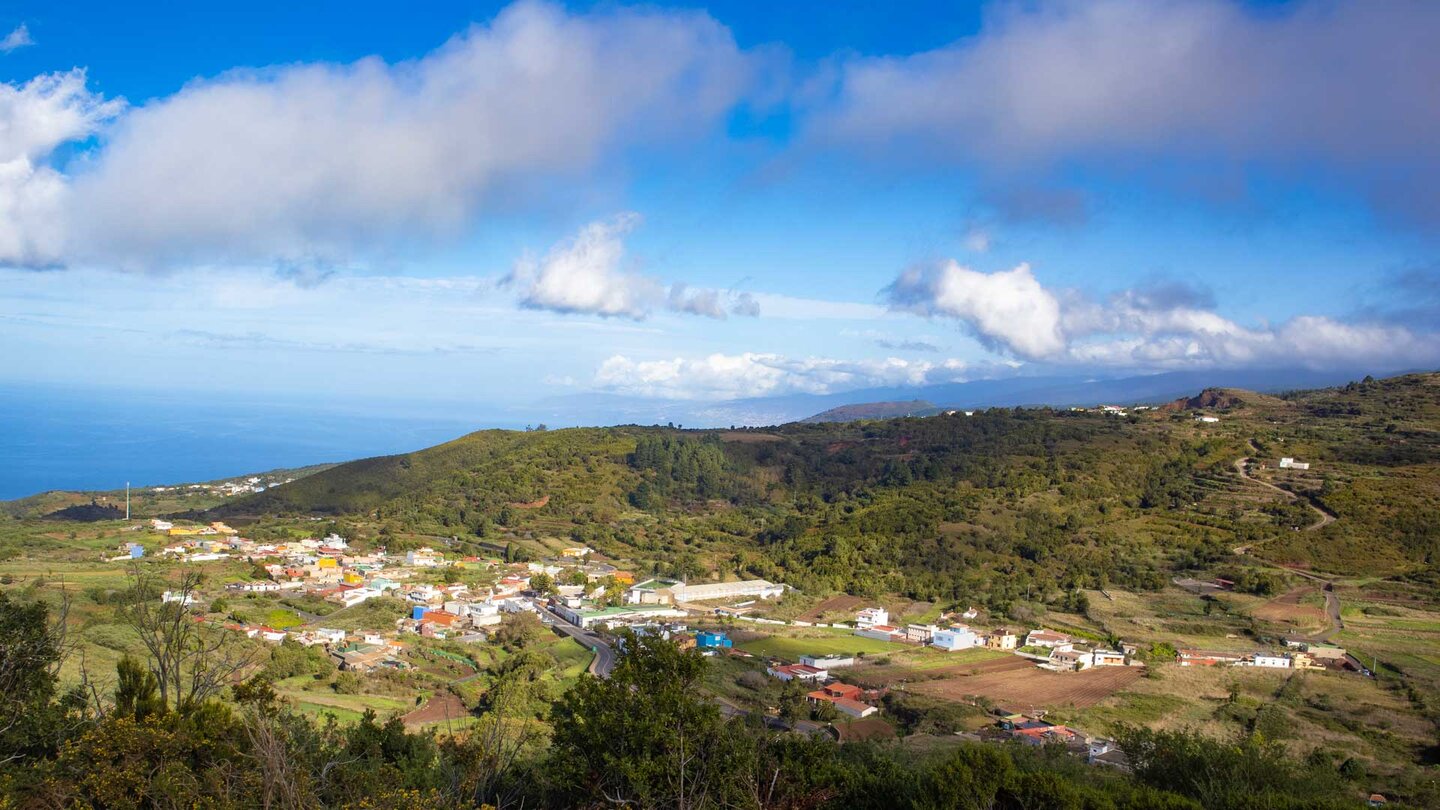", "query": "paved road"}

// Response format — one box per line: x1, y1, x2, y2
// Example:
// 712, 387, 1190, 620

540, 606, 617, 678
